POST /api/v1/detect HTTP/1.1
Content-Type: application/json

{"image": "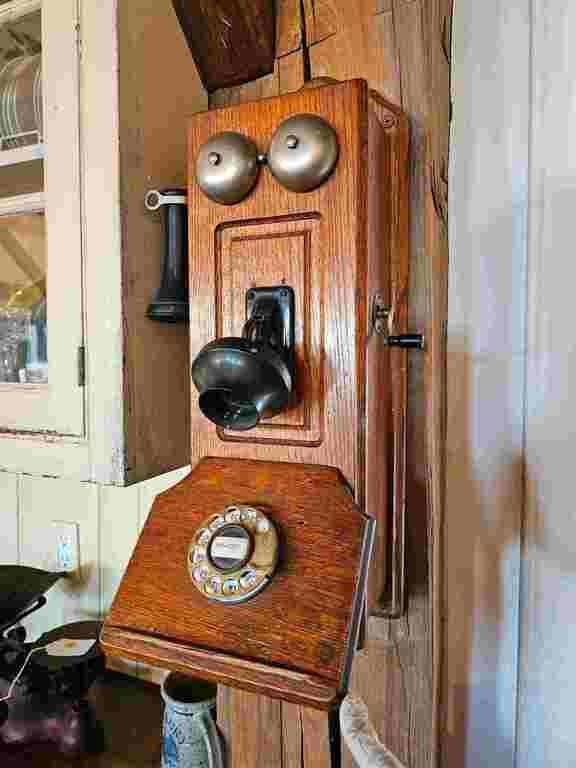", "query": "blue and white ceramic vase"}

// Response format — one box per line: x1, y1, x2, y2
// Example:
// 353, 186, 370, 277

161, 673, 223, 768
